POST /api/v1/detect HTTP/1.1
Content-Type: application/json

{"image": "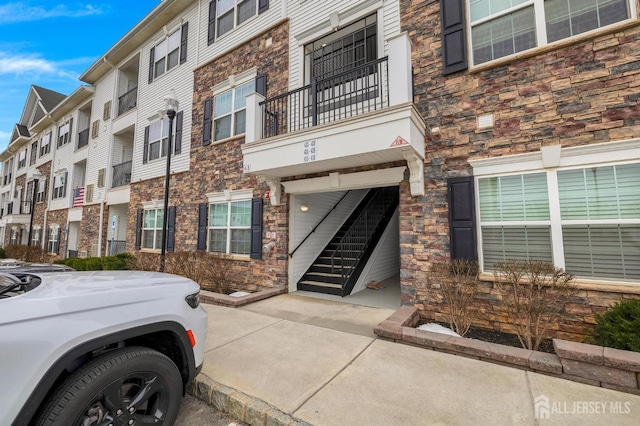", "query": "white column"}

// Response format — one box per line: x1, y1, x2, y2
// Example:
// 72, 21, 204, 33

387, 32, 413, 106
245, 92, 265, 144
